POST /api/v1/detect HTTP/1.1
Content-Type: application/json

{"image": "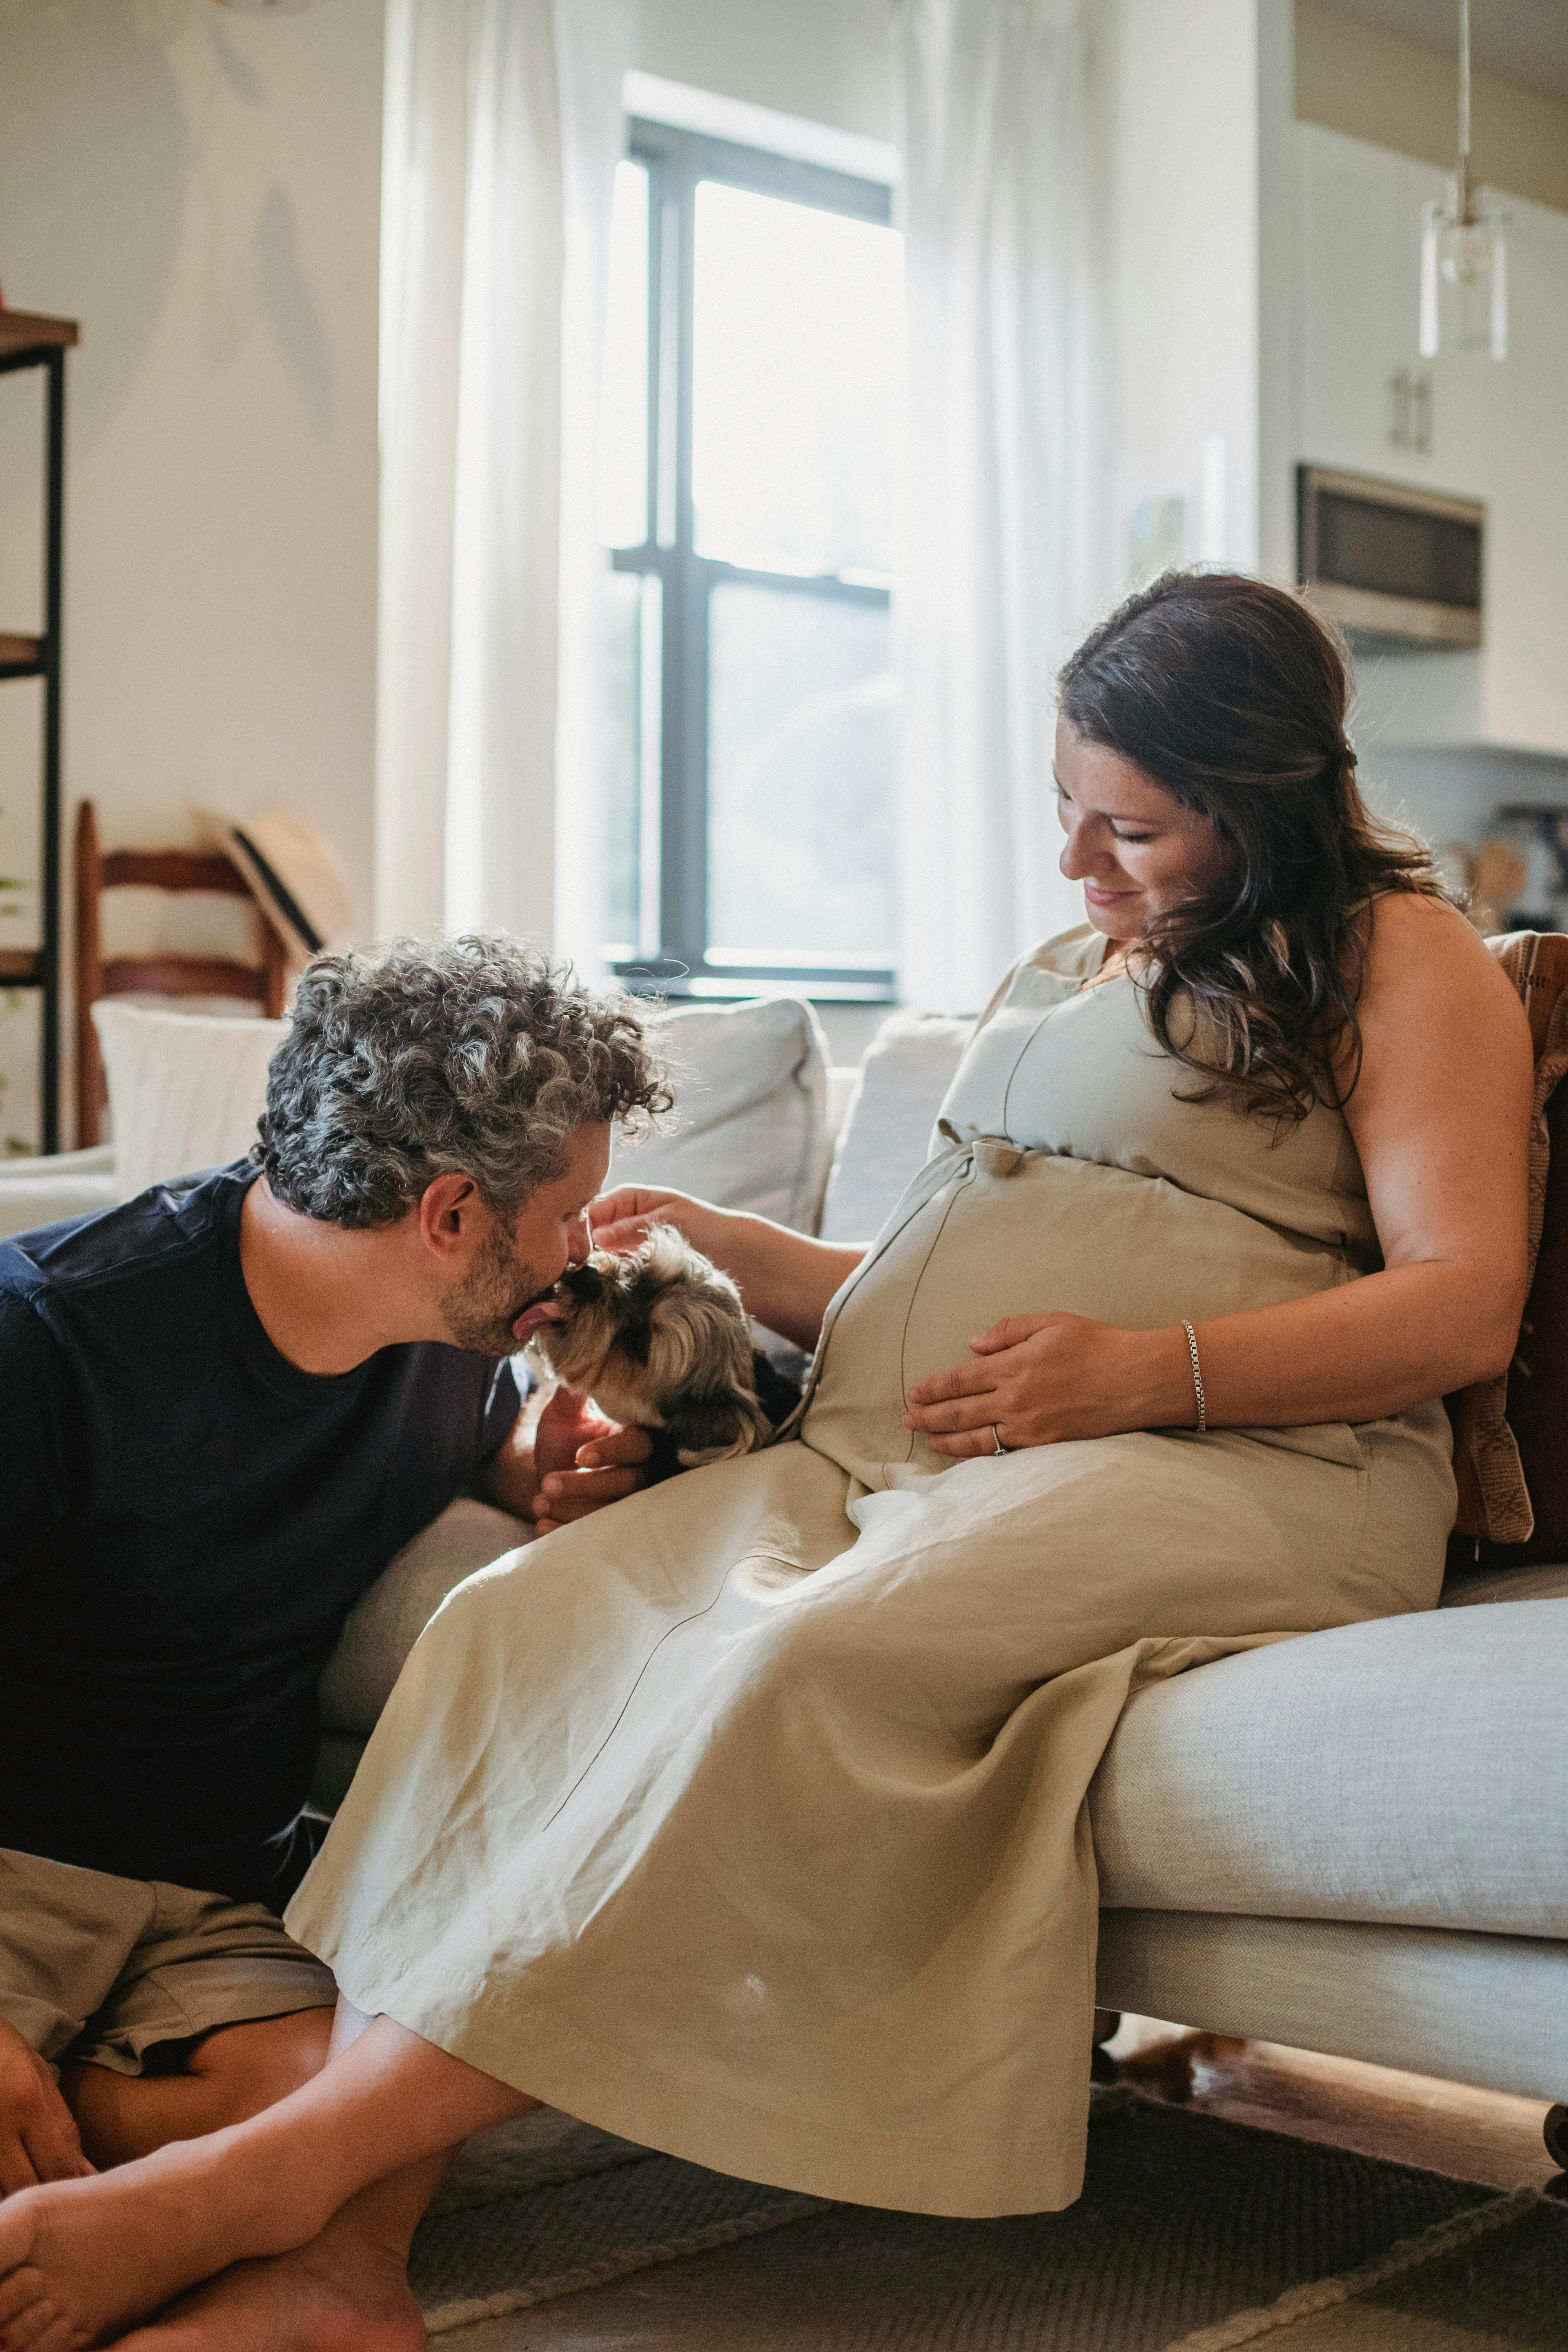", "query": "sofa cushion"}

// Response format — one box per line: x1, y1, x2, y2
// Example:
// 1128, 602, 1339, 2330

1089, 1598, 1568, 1940
818, 1011, 971, 1243
608, 996, 830, 1232
92, 1000, 285, 1200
